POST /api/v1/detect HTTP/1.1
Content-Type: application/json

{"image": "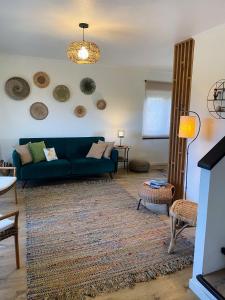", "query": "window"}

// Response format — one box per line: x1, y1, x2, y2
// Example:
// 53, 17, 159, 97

142, 81, 172, 139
